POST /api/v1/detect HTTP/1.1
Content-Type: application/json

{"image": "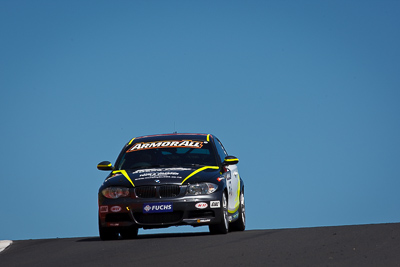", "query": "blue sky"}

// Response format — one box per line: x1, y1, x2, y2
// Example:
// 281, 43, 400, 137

1, 1, 399, 240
